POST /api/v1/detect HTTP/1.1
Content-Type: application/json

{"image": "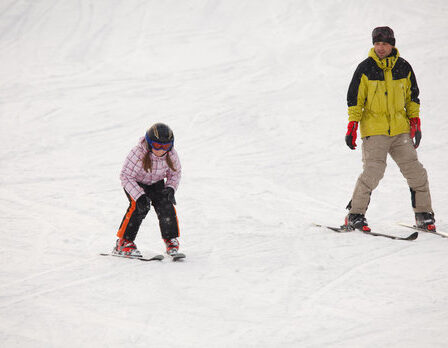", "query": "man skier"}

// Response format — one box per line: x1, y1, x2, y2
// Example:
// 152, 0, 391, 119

344, 26, 436, 232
